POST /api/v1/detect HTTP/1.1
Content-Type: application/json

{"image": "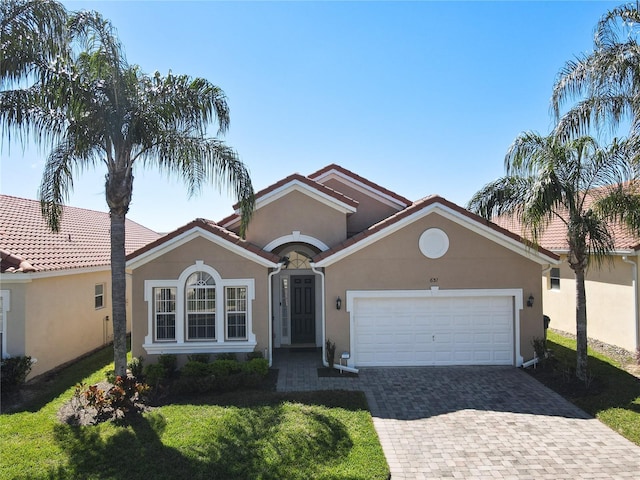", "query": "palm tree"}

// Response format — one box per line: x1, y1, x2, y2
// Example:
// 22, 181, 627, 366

468, 132, 639, 380
552, 1, 640, 142
0, 0, 68, 90
1, 2, 255, 376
